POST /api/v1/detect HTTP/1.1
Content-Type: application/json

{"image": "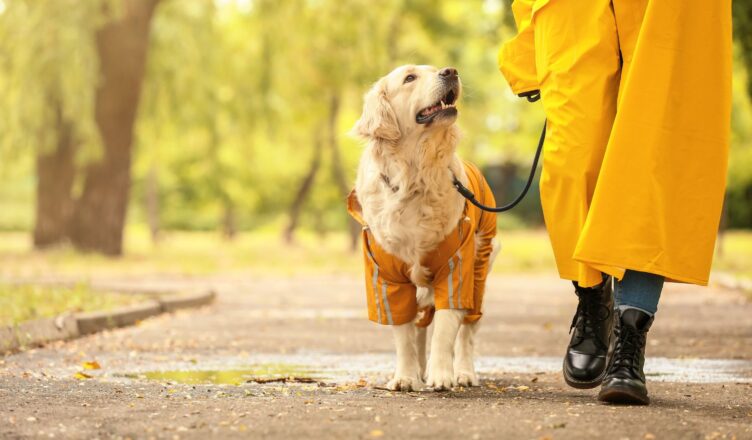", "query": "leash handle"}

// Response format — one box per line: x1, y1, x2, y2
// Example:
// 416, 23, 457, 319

453, 120, 546, 213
